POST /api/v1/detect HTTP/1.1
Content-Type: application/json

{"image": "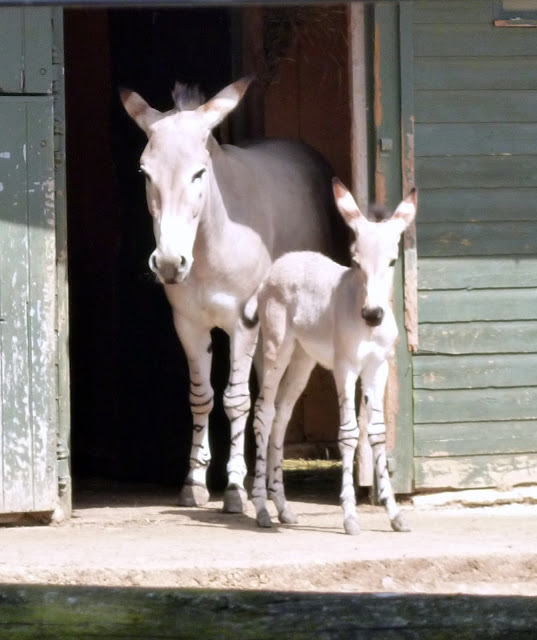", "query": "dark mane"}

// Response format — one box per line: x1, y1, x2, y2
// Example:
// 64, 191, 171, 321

367, 204, 393, 223
172, 82, 205, 111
